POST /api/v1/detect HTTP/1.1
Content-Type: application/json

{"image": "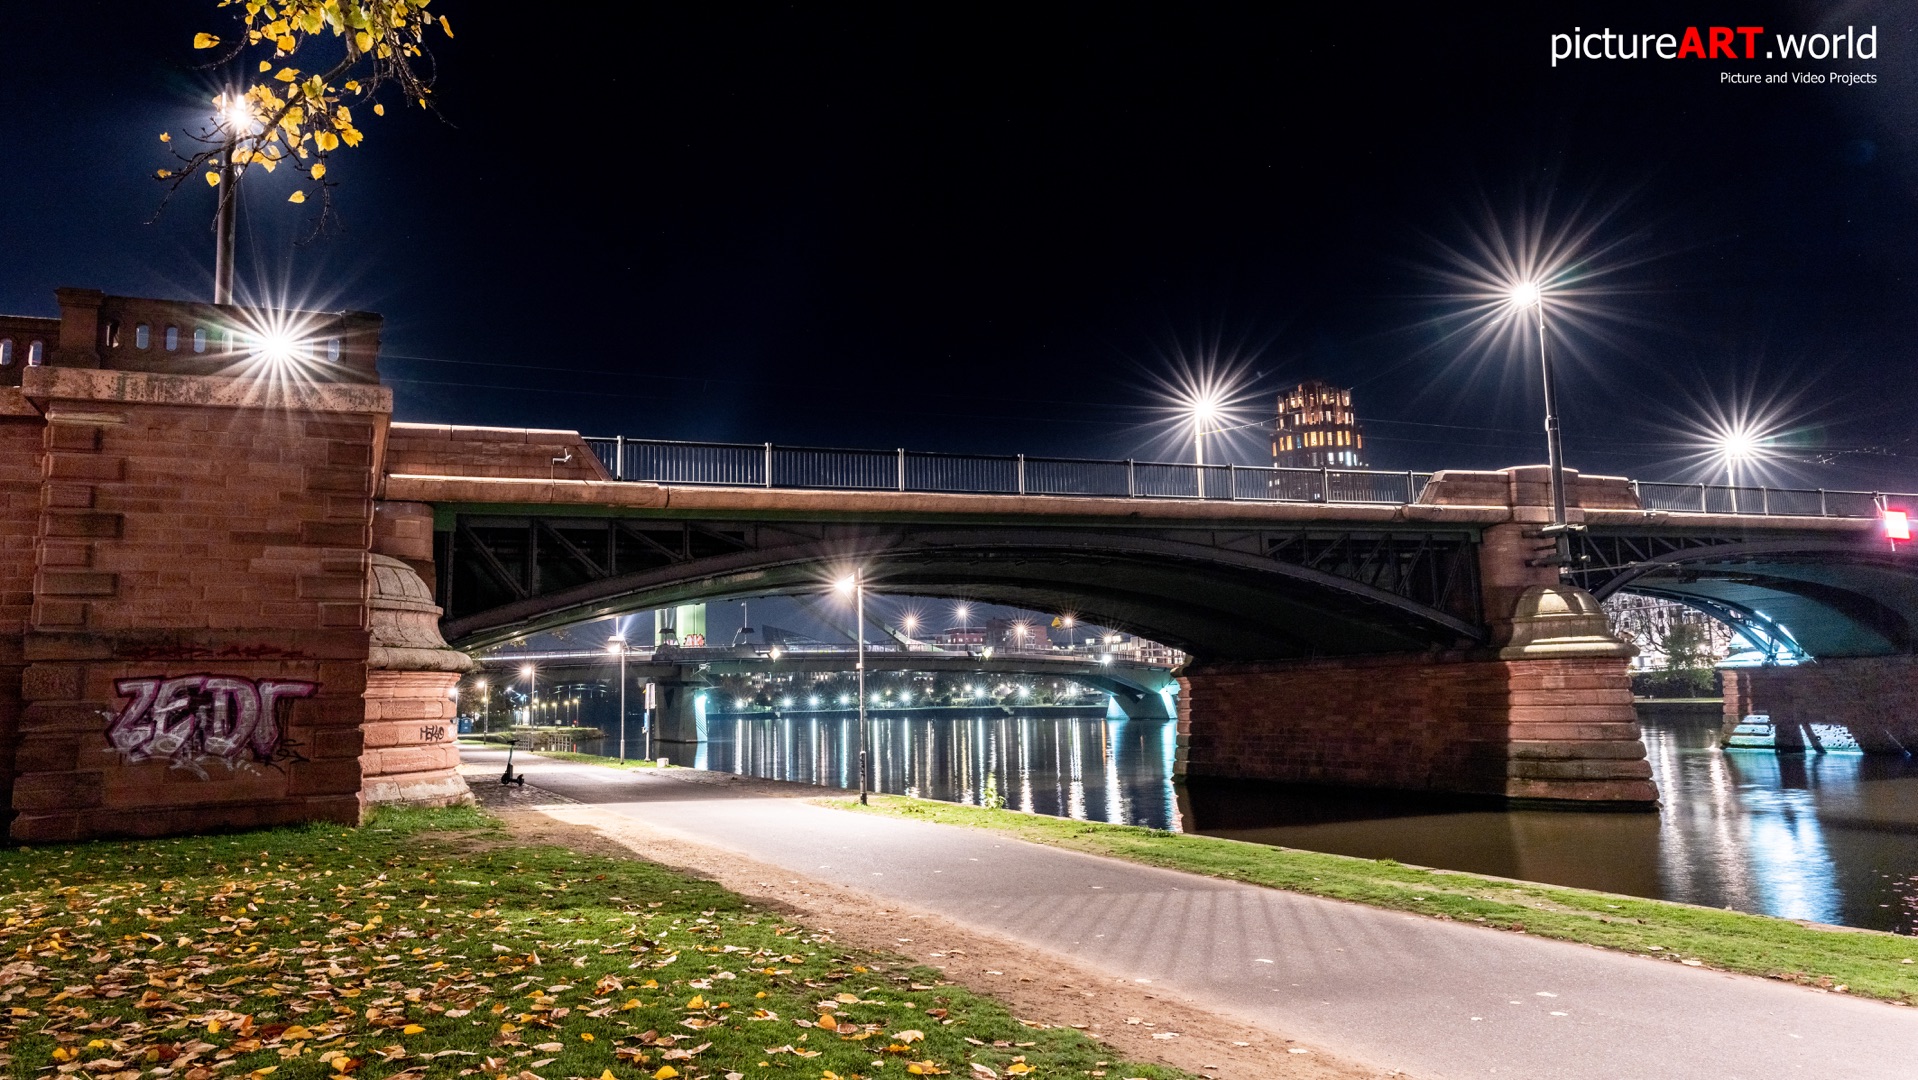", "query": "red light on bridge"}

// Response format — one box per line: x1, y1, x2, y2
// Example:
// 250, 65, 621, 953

1884, 509, 1911, 542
